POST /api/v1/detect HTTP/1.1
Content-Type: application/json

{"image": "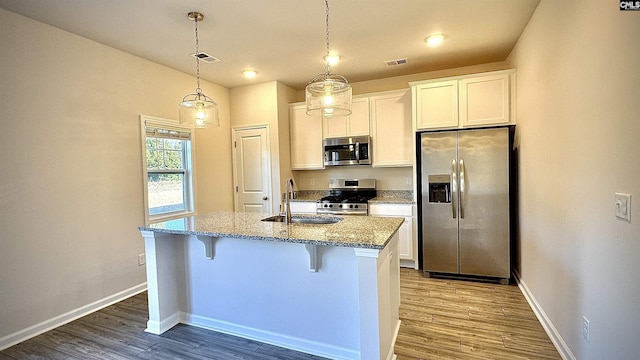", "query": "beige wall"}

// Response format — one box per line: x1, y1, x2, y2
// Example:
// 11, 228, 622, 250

0, 8, 232, 341
506, 1, 640, 359
229, 81, 296, 212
